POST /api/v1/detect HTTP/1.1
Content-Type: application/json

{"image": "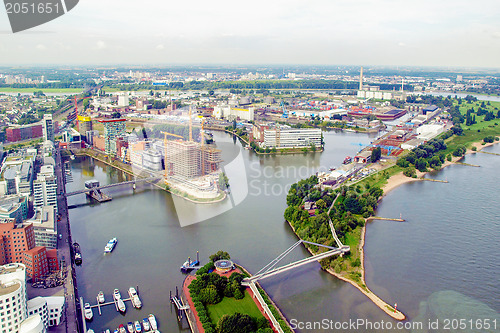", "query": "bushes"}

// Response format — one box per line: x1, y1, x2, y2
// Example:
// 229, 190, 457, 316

483, 135, 495, 143
452, 145, 467, 157
403, 167, 417, 178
